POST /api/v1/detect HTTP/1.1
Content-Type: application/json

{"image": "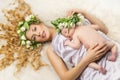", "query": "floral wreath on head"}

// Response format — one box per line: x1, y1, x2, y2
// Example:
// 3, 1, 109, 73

17, 14, 41, 50
51, 13, 85, 33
